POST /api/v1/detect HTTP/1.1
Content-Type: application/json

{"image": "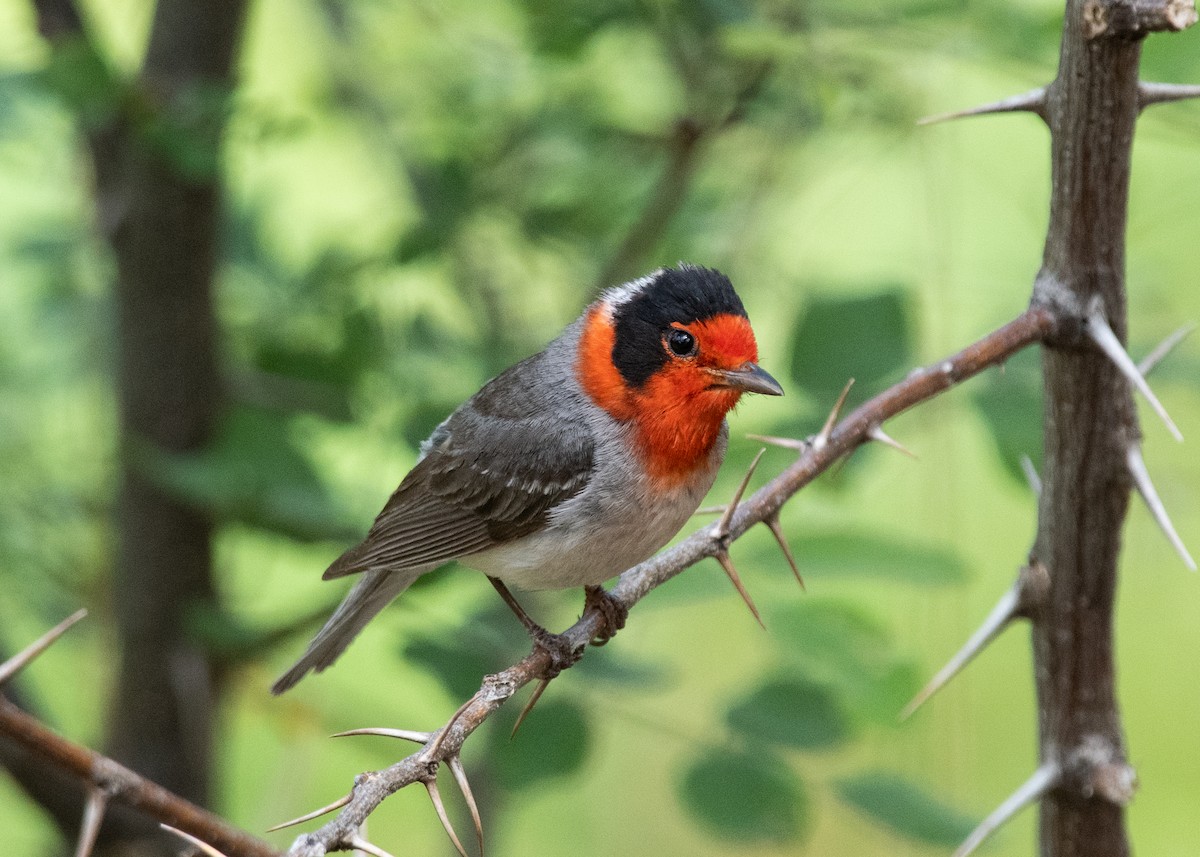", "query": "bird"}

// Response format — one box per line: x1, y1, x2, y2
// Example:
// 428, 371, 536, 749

272, 264, 782, 694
